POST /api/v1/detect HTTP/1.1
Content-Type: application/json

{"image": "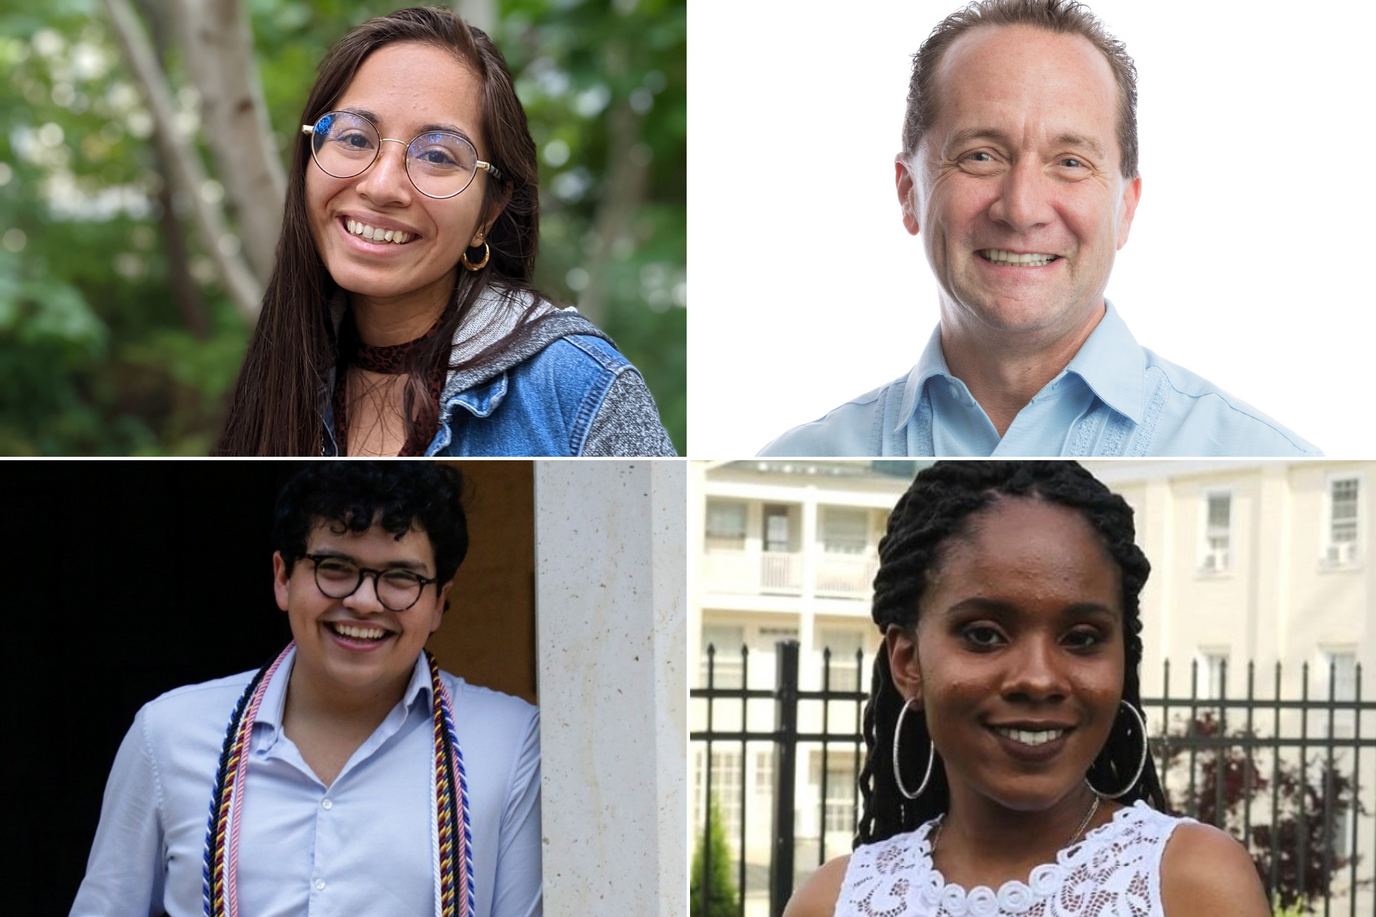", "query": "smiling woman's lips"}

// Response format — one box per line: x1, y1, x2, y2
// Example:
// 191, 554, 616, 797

989, 726, 1072, 763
